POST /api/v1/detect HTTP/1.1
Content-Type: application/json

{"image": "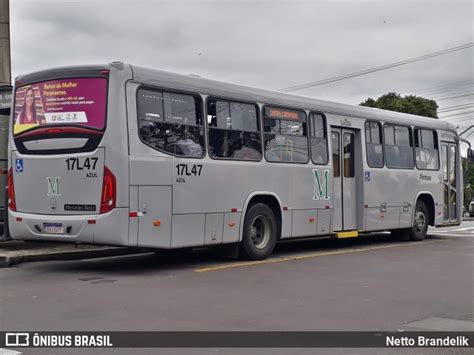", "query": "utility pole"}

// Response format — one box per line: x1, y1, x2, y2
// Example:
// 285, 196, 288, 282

0, 0, 11, 86
0, 0, 10, 240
